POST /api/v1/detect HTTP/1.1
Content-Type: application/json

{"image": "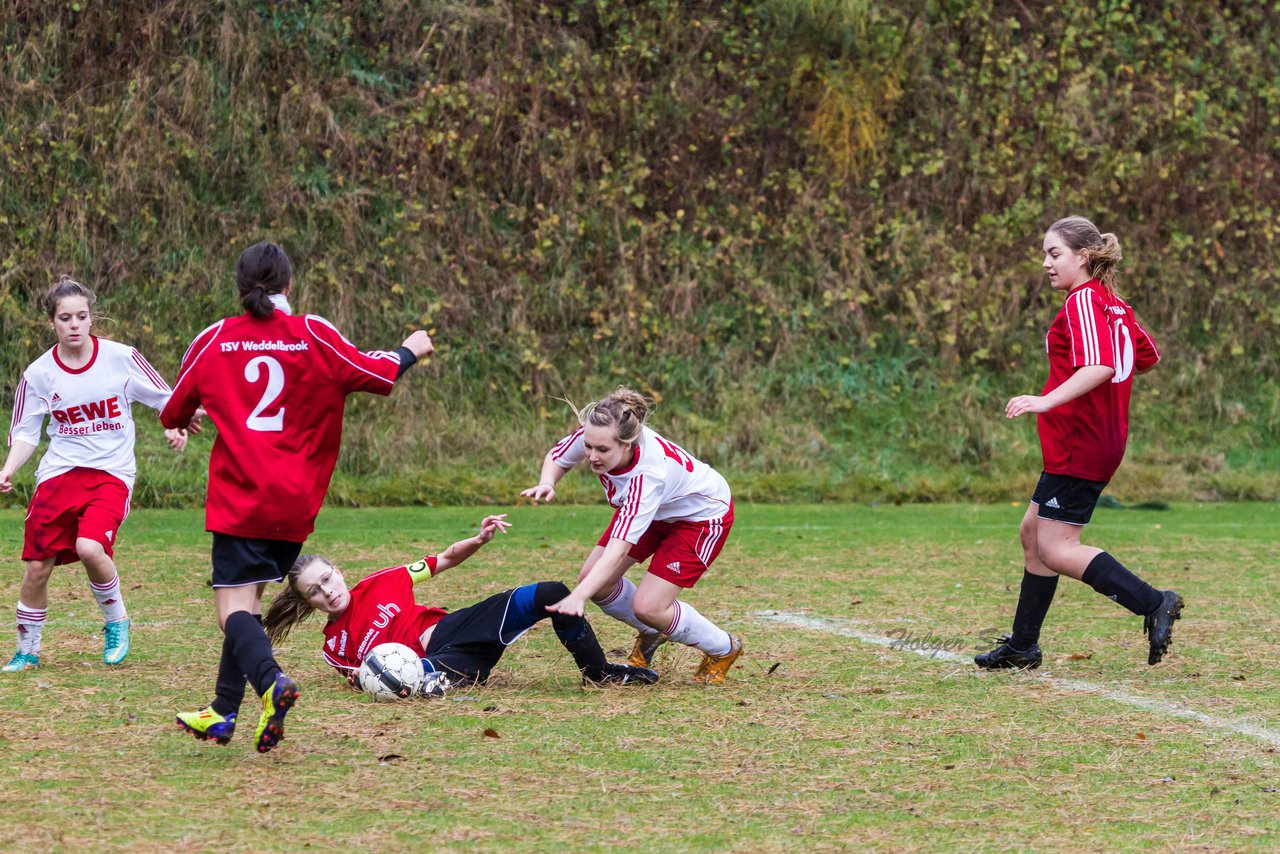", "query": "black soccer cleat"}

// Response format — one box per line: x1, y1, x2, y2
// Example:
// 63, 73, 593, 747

974, 635, 1043, 670
583, 662, 660, 686
1143, 589, 1184, 665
